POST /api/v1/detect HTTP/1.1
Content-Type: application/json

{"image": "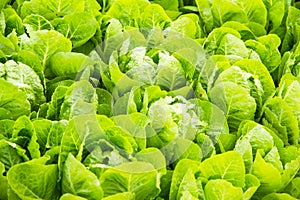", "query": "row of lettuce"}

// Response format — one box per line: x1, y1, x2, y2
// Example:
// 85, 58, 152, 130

0, 0, 300, 199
